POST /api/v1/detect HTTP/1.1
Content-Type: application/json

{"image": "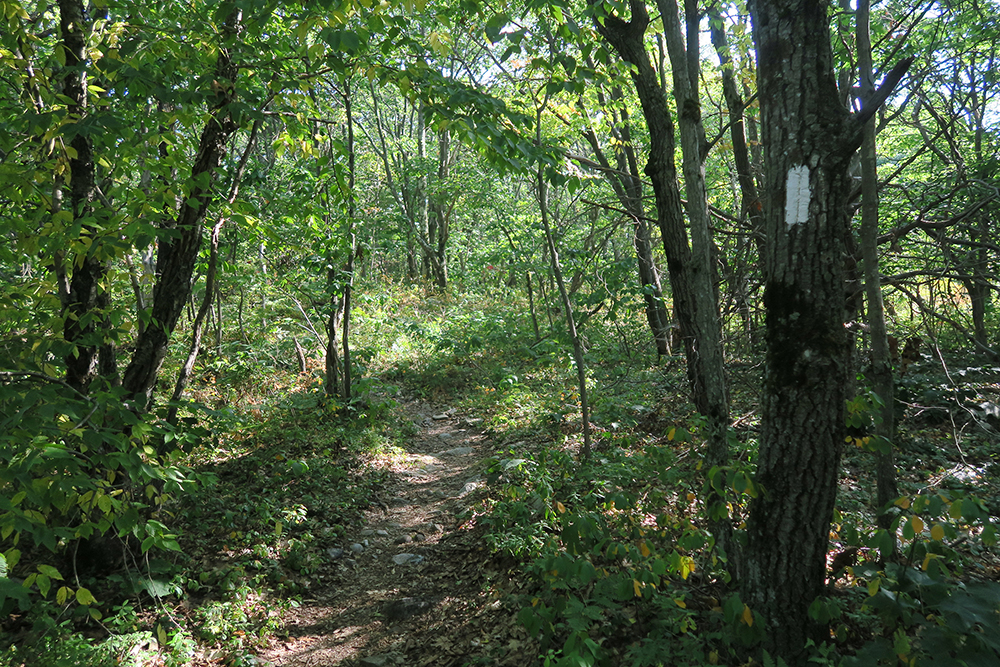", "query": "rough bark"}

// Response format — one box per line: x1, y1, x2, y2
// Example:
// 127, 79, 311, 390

744, 0, 912, 659
121, 10, 242, 408
58, 0, 103, 394
594, 0, 732, 558
657, 0, 733, 559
